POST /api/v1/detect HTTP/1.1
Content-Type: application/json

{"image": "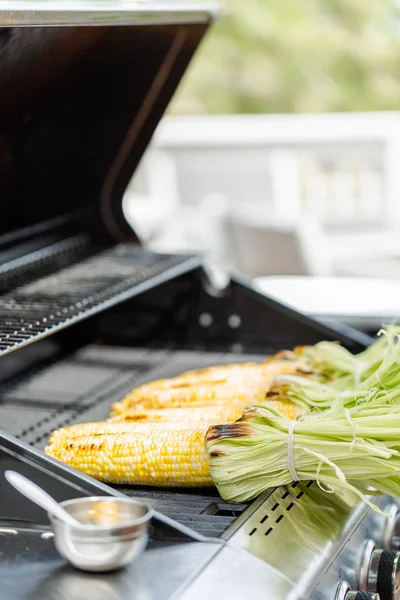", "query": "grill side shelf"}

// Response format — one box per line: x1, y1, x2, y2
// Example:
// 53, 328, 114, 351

0, 246, 201, 357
